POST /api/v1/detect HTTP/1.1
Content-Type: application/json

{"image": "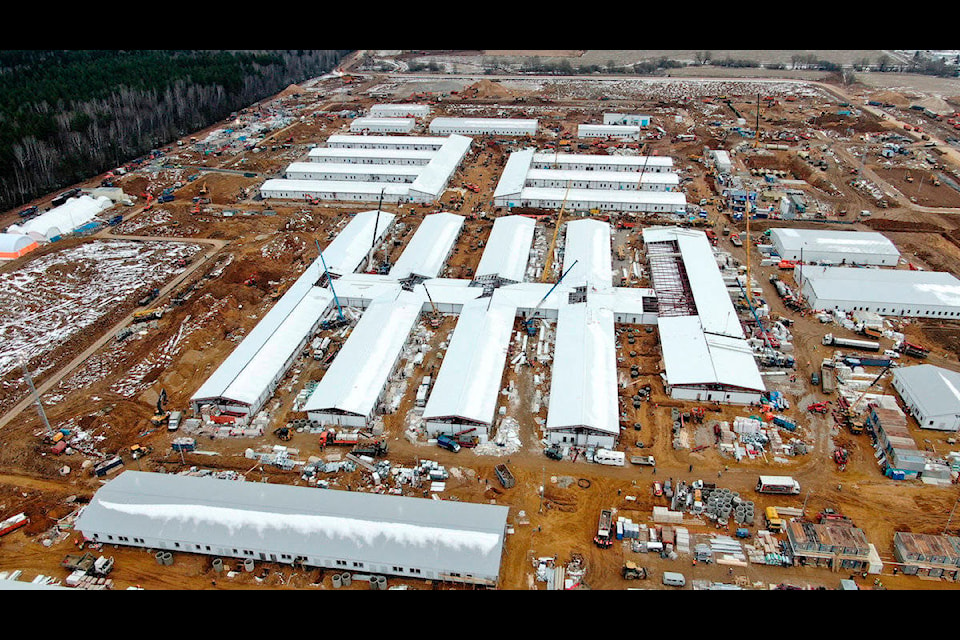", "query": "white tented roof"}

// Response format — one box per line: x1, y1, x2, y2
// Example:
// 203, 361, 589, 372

320, 209, 396, 277
308, 147, 436, 162
562, 219, 613, 290
893, 365, 960, 419
192, 258, 333, 409
546, 302, 619, 435
350, 117, 415, 131
75, 470, 509, 582
430, 117, 537, 134
0, 233, 36, 253
409, 135, 472, 198
474, 215, 536, 283
422, 297, 517, 426
303, 295, 422, 418
369, 104, 431, 118
390, 213, 465, 280
658, 316, 764, 392
8, 195, 111, 239
493, 149, 535, 200
770, 228, 900, 258
801, 266, 960, 308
